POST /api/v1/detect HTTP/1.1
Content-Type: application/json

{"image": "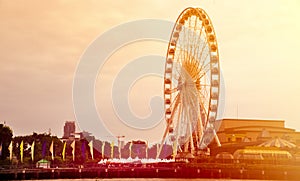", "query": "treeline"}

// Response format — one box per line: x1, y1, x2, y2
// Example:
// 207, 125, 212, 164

0, 124, 172, 166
